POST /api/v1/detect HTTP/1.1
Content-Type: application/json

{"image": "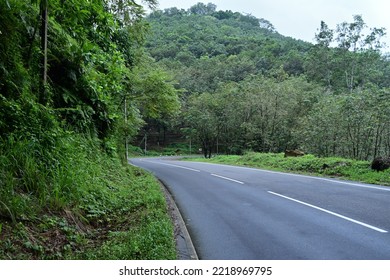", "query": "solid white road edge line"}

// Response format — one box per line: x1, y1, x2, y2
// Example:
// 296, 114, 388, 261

211, 174, 245, 184
268, 191, 388, 233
